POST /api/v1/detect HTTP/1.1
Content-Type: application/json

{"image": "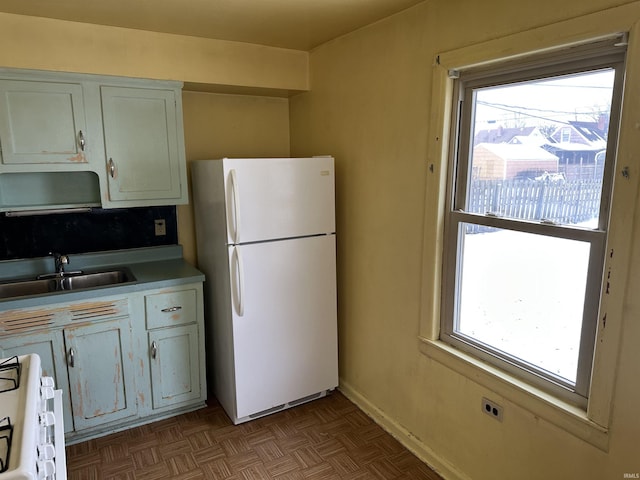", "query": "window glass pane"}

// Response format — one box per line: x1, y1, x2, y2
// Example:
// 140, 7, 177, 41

467, 70, 615, 228
456, 225, 590, 383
